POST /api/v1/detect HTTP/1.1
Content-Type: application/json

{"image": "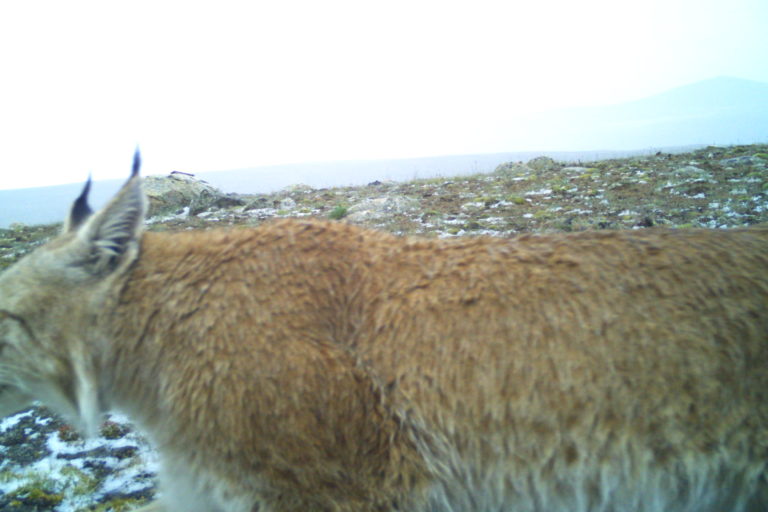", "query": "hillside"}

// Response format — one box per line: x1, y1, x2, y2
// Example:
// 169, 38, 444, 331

0, 143, 766, 510
495, 77, 768, 151
3, 143, 768, 268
